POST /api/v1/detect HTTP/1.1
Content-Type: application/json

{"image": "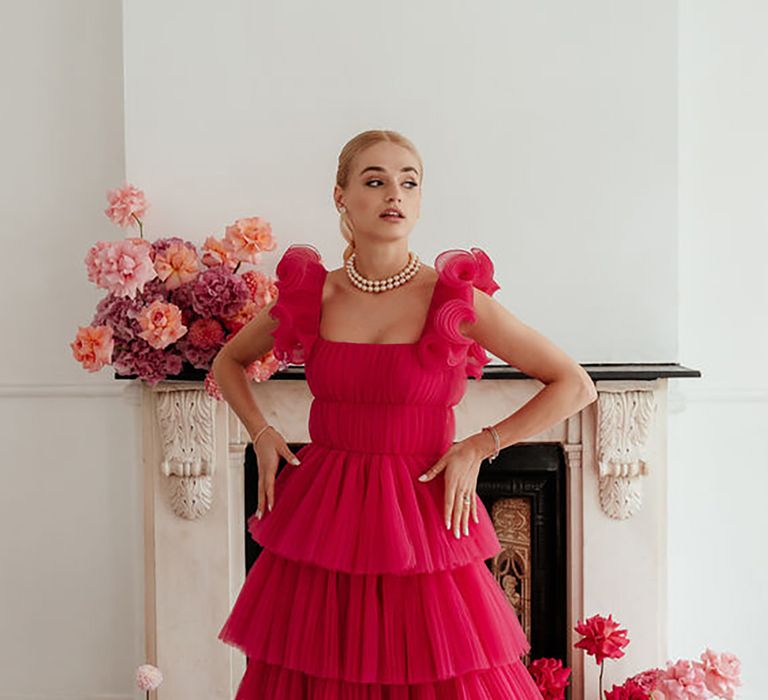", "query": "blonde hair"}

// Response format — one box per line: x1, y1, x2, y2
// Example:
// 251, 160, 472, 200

335, 130, 424, 264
